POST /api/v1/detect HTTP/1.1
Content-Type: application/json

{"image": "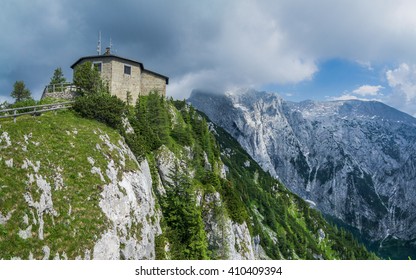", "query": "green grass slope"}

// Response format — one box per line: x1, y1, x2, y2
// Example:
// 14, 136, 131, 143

0, 110, 137, 259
